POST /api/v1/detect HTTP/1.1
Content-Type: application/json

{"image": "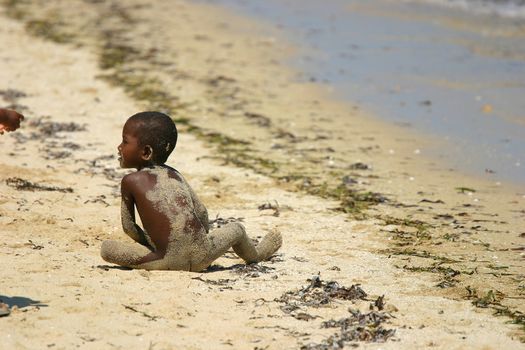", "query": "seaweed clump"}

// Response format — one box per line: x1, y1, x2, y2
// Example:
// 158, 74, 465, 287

6, 177, 73, 193
301, 309, 396, 349
25, 18, 74, 44
276, 276, 396, 348
274, 275, 367, 321
298, 179, 387, 218
28, 119, 87, 138
465, 287, 525, 341
276, 275, 368, 309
